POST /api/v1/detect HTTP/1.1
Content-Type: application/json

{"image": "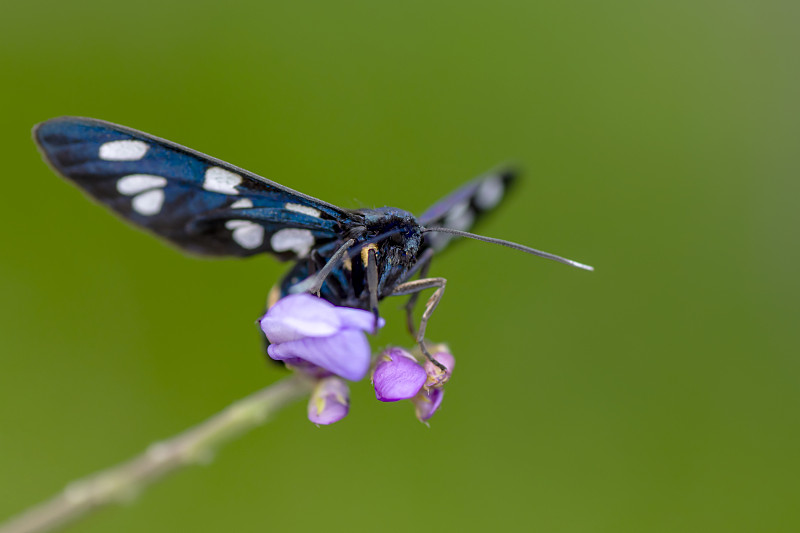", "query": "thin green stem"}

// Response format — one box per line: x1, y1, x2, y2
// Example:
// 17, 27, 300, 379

0, 374, 314, 533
